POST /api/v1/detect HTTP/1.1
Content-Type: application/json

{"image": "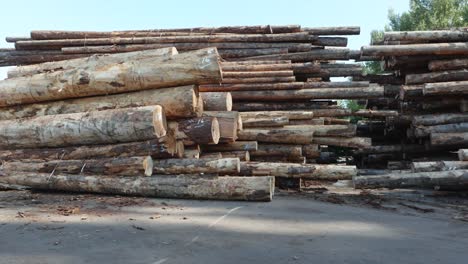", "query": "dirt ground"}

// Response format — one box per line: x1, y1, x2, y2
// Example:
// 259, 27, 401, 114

1, 185, 468, 264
